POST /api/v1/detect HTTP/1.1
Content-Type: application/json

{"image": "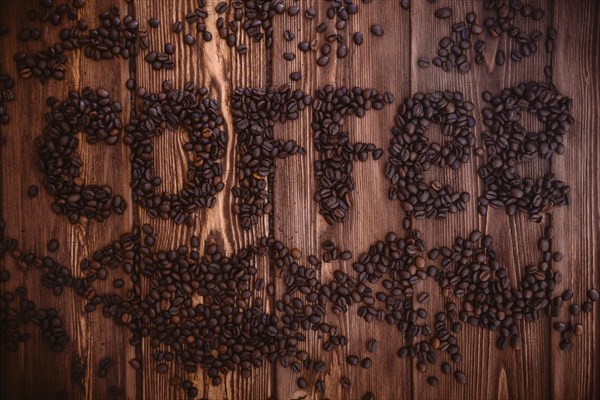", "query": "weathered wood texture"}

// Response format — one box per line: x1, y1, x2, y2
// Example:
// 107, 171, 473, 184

0, 0, 599, 399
